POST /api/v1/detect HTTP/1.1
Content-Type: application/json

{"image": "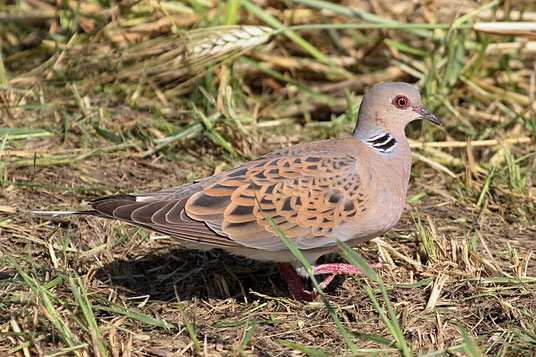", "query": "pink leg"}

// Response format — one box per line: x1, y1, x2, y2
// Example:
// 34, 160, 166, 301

275, 263, 312, 301
313, 263, 384, 289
